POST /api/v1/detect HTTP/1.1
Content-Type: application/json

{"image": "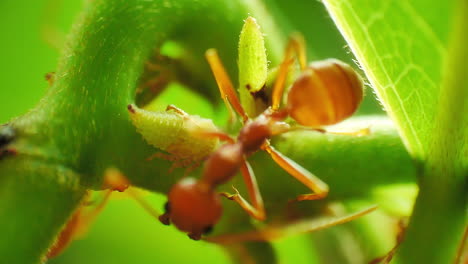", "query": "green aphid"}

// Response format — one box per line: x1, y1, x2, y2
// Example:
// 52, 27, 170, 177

238, 16, 269, 117
127, 104, 219, 169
